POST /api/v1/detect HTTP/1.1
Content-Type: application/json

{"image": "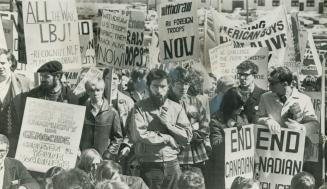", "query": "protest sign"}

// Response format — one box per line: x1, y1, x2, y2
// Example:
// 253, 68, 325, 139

79, 20, 95, 67
15, 98, 85, 172
284, 13, 302, 73
0, 17, 7, 49
158, 0, 200, 64
303, 91, 321, 162
0, 11, 18, 58
312, 34, 327, 64
23, 0, 81, 72
125, 10, 145, 68
63, 70, 79, 86
97, 10, 129, 68
2, 19, 13, 51
224, 125, 255, 189
73, 67, 103, 96
211, 7, 288, 68
209, 44, 268, 89
255, 125, 306, 189
301, 32, 322, 76
148, 31, 160, 70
